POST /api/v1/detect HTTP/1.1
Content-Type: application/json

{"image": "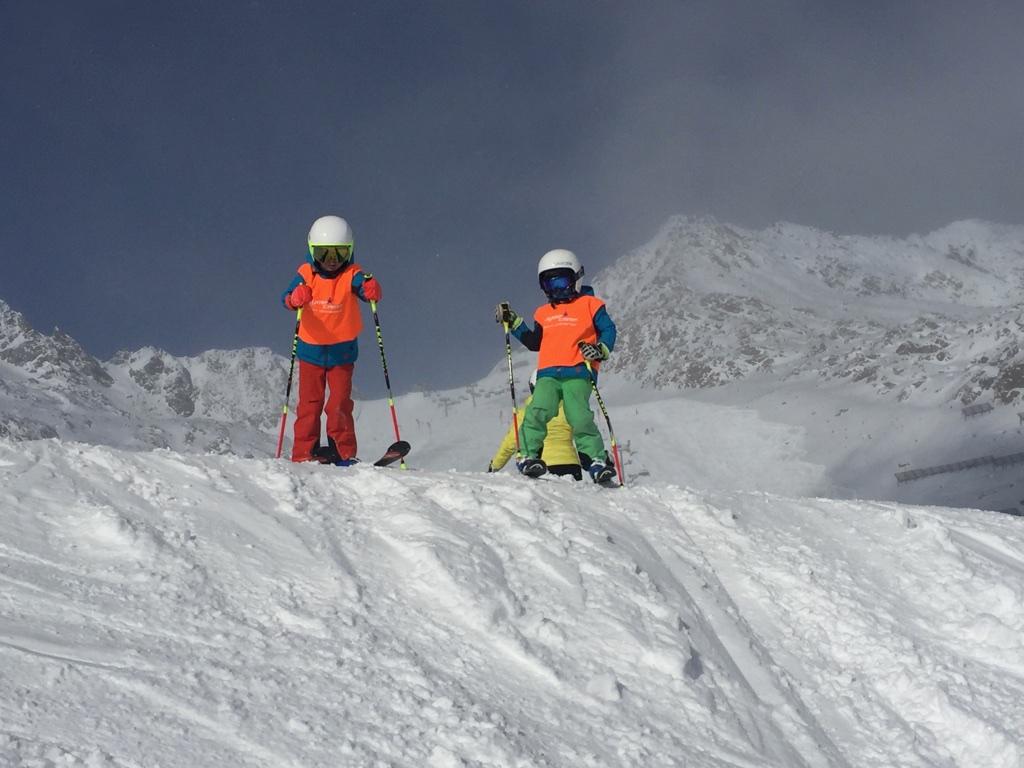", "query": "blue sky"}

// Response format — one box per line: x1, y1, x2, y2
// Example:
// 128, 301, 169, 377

2, 1, 1022, 394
